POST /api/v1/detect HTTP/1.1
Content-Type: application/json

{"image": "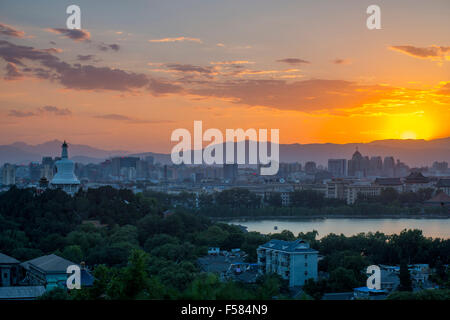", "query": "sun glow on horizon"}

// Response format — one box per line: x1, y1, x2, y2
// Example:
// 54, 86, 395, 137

400, 131, 418, 140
